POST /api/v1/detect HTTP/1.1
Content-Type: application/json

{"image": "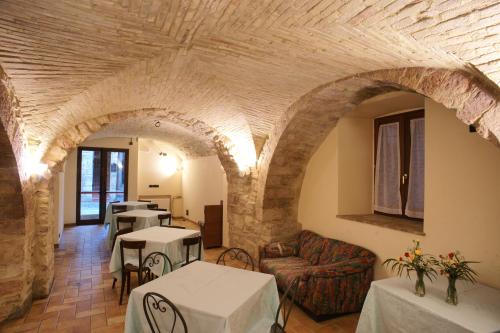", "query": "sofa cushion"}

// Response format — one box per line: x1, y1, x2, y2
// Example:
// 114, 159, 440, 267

260, 257, 309, 302
298, 230, 325, 265
260, 256, 311, 276
318, 239, 372, 265
262, 240, 299, 258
